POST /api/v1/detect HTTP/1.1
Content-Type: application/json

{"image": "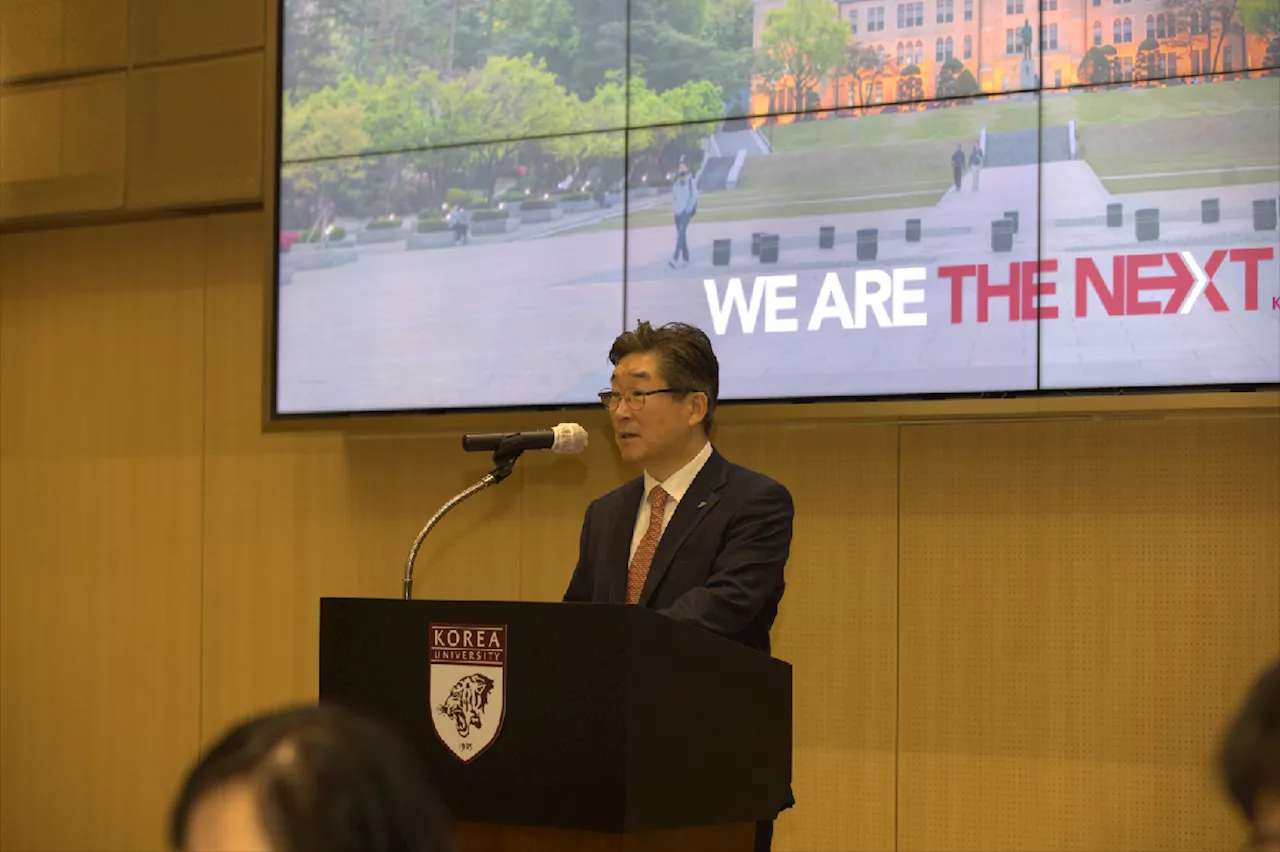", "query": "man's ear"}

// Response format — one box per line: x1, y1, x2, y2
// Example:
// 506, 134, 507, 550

686, 391, 708, 428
